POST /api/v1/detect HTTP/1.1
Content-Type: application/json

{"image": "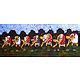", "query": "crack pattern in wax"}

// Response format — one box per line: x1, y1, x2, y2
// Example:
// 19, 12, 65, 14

0, 24, 80, 35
